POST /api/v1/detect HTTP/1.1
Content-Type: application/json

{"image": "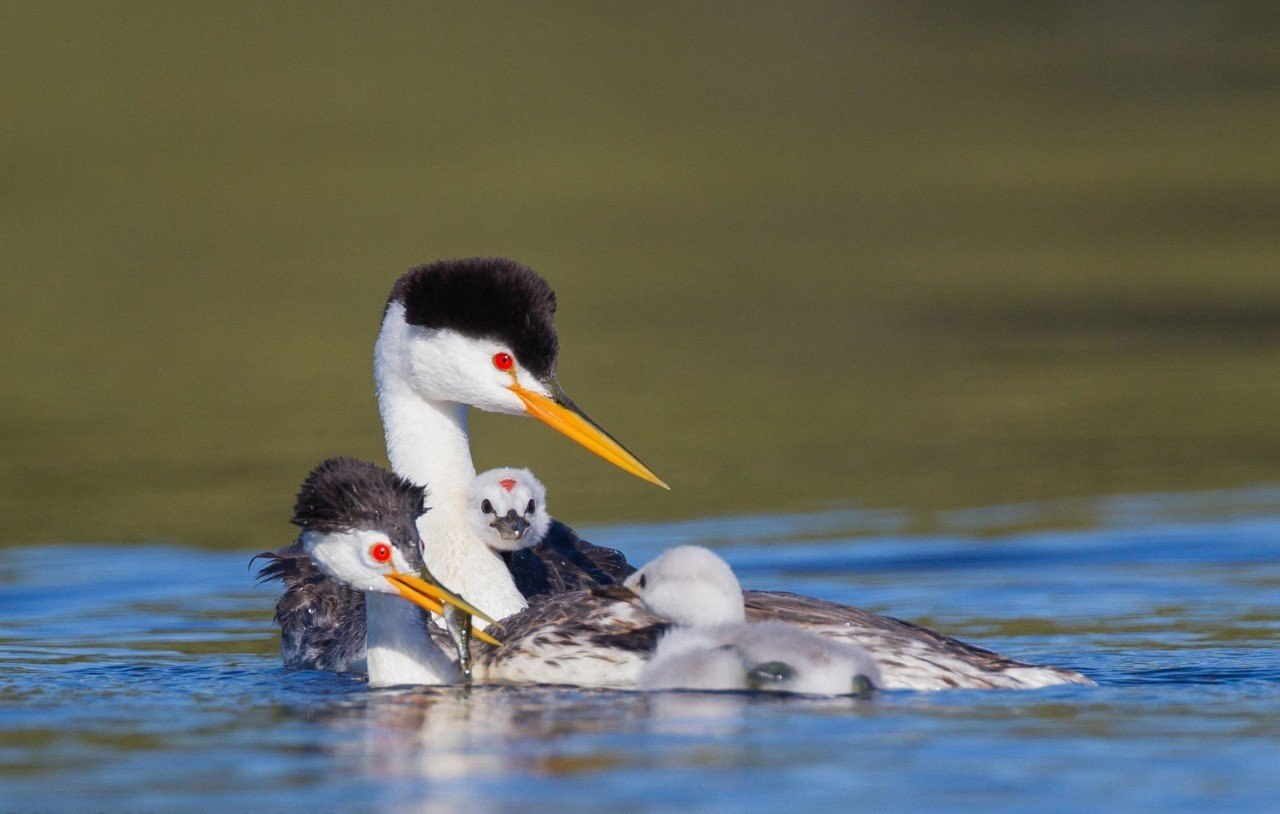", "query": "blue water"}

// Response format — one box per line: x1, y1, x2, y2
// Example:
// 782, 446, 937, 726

4, 490, 1280, 813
